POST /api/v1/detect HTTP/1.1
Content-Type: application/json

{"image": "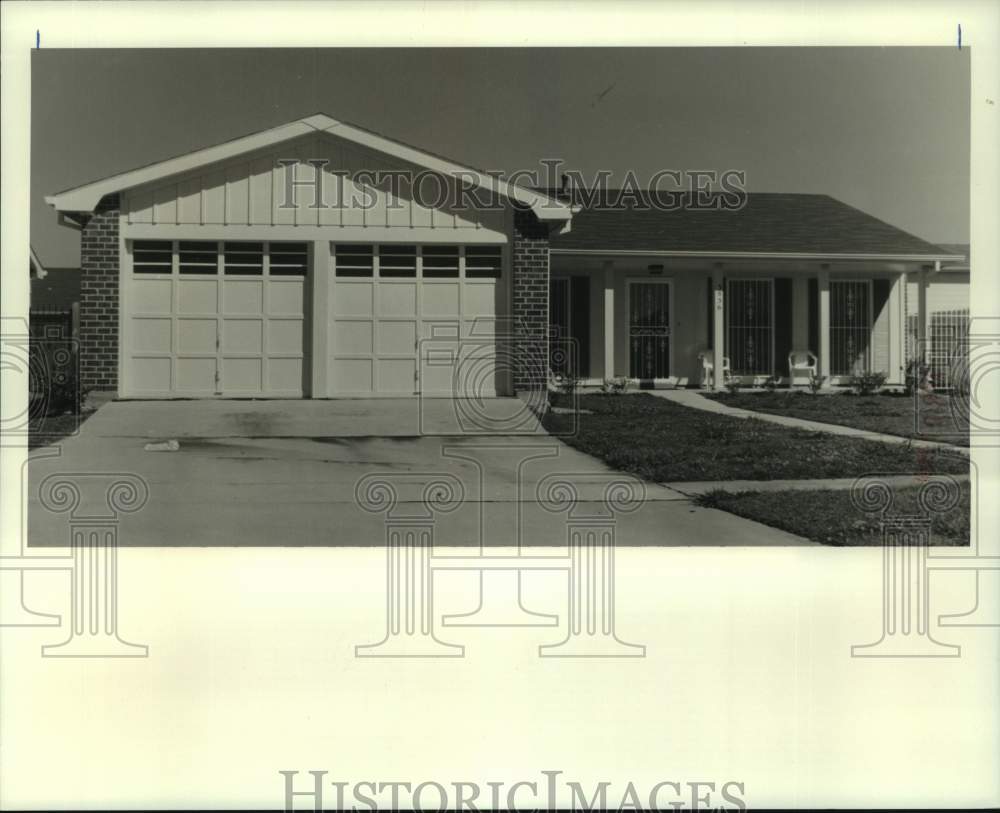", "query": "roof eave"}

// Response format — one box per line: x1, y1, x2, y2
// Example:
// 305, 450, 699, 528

549, 248, 964, 263
45, 113, 572, 223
